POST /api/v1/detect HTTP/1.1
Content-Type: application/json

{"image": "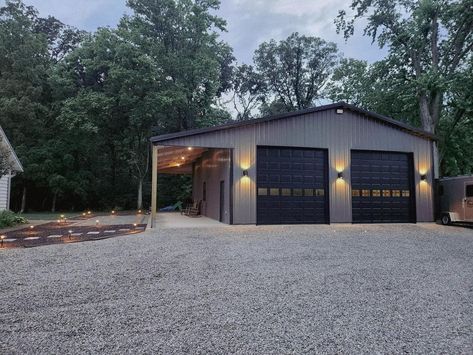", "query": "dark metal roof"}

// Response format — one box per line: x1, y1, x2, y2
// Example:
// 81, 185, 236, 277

150, 102, 437, 144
